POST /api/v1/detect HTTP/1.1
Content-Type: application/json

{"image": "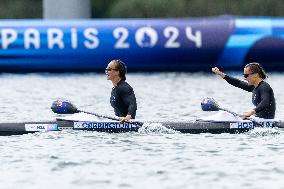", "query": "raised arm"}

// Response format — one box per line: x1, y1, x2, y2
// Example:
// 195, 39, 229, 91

212, 67, 254, 92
